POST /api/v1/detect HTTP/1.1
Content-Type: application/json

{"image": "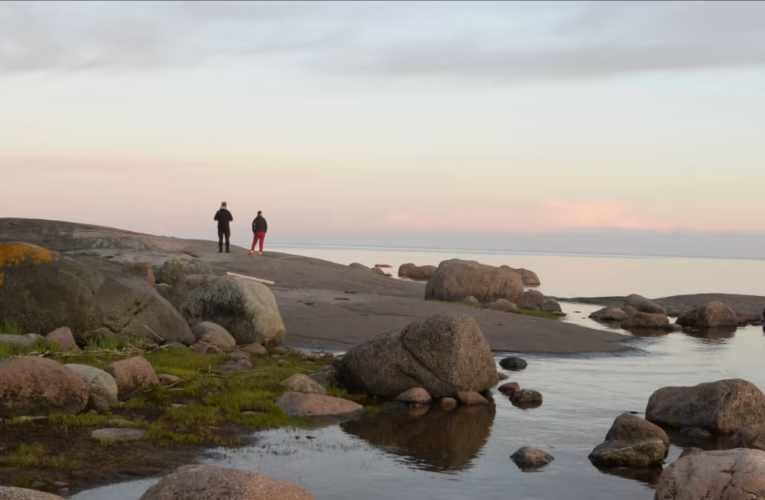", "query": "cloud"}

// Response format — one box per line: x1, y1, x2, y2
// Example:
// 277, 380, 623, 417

539, 199, 674, 231
2, 2, 765, 82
